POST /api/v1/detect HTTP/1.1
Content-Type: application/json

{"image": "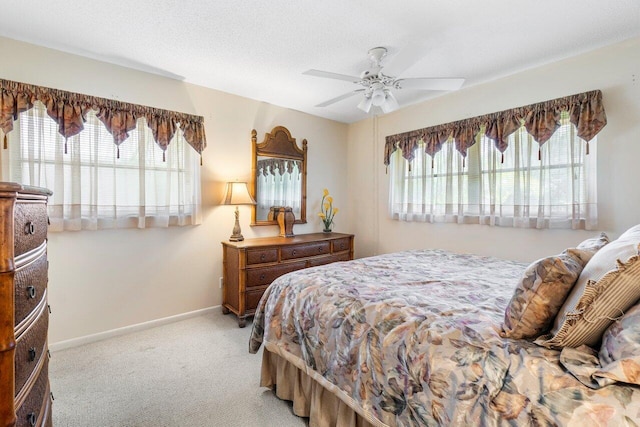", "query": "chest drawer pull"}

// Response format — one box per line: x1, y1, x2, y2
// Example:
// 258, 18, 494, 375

260, 274, 266, 281
292, 250, 297, 256
27, 285, 37, 299
25, 221, 36, 235
28, 347, 37, 362
27, 412, 36, 426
